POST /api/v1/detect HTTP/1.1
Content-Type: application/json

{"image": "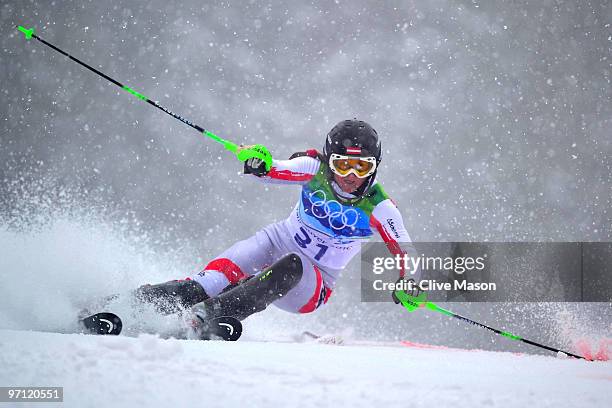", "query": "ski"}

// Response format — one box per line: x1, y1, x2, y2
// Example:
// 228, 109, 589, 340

193, 316, 243, 341
80, 312, 123, 335
79, 312, 242, 341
